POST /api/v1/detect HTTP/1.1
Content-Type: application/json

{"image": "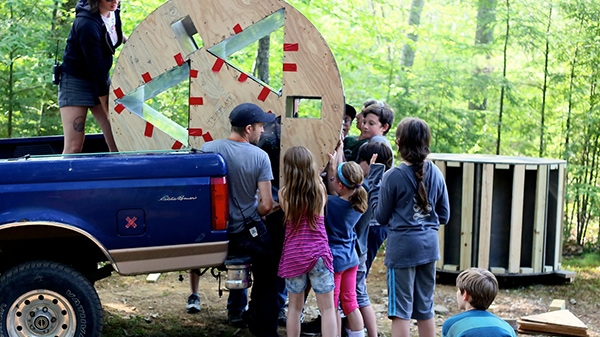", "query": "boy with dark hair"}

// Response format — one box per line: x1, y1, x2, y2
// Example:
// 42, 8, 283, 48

344, 100, 394, 162
342, 103, 357, 138
442, 268, 517, 337
361, 101, 394, 275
